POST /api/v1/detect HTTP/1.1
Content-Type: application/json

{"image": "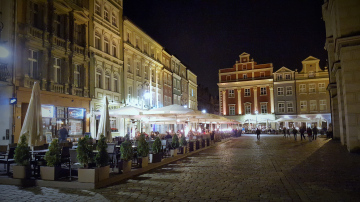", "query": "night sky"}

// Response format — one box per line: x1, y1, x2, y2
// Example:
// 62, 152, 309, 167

123, 0, 327, 95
